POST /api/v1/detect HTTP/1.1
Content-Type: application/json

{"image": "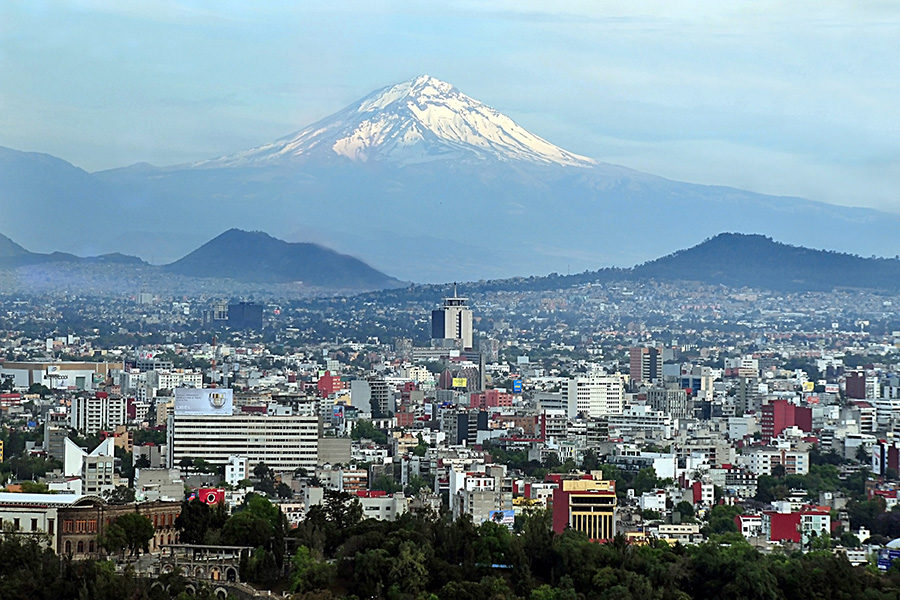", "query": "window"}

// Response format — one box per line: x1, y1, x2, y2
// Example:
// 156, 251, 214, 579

31, 518, 38, 532
13, 518, 19, 530
48, 519, 54, 535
